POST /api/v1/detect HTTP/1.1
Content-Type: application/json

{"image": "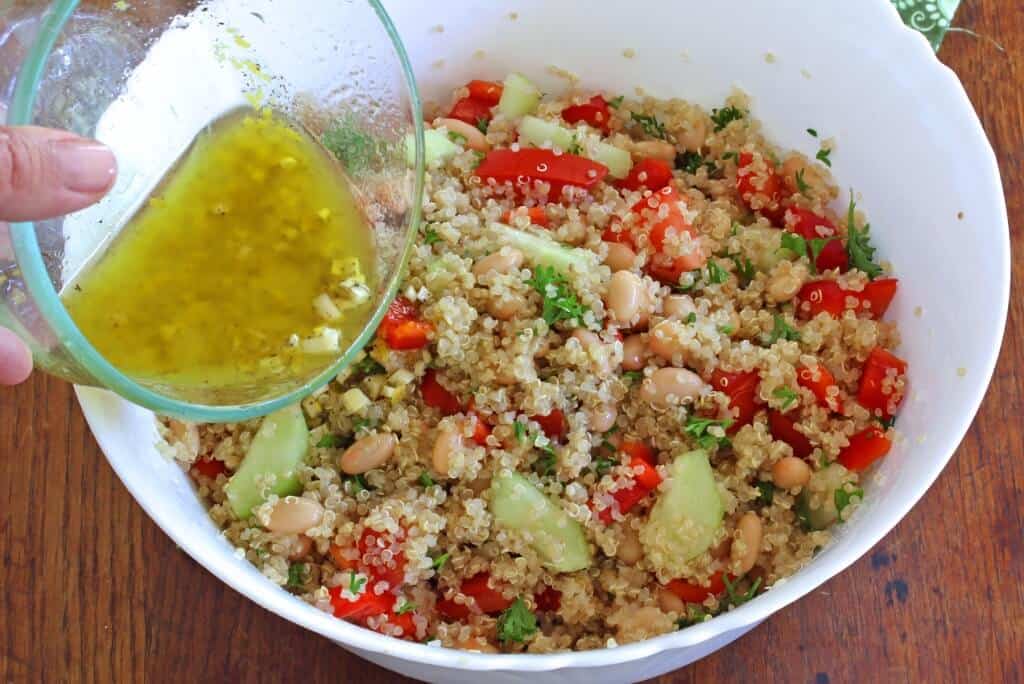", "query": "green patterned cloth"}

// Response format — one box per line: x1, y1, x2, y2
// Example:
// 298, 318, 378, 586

893, 0, 960, 50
